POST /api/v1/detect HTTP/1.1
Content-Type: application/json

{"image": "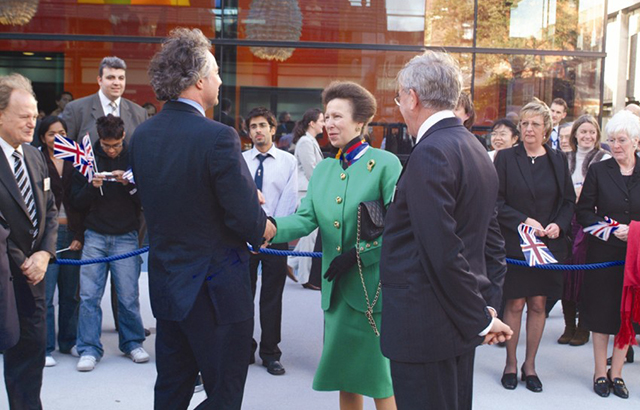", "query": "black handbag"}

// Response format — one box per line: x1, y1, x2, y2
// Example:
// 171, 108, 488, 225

358, 200, 386, 241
